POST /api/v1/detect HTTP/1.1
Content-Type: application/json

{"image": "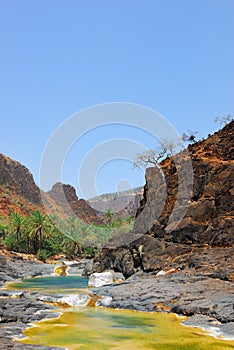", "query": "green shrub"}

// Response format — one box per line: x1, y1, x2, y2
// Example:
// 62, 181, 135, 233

37, 249, 51, 262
